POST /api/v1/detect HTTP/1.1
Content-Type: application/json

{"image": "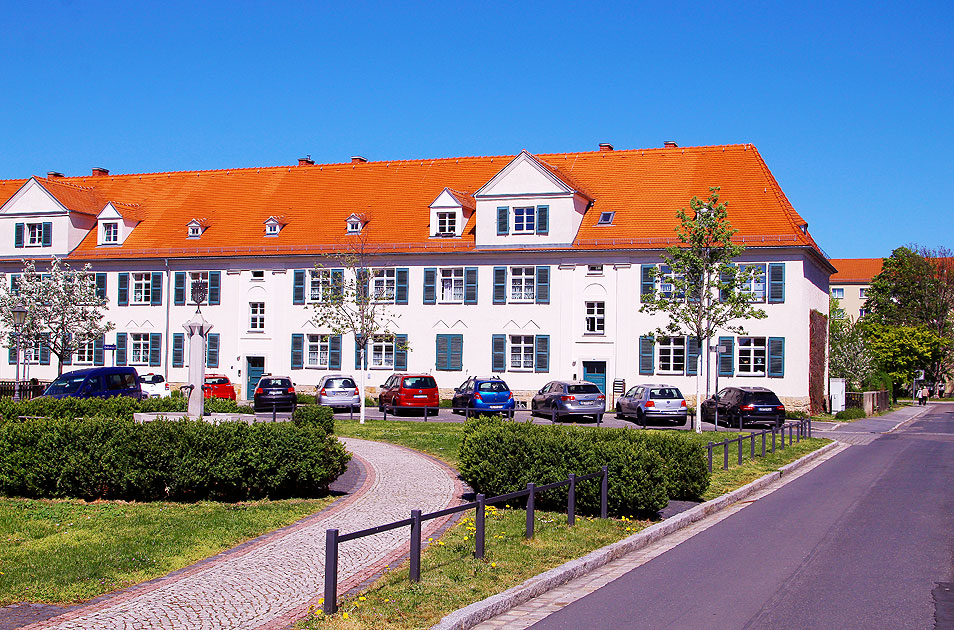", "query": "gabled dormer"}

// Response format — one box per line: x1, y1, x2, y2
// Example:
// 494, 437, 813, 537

264, 215, 287, 237
428, 188, 474, 238
0, 177, 100, 255
473, 150, 593, 248
96, 202, 142, 246
345, 213, 365, 234
186, 218, 208, 239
